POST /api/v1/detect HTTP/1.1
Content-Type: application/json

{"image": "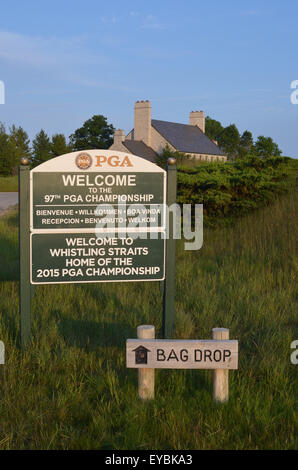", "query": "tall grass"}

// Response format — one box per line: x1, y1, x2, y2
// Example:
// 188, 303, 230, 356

0, 186, 297, 449
0, 175, 18, 192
